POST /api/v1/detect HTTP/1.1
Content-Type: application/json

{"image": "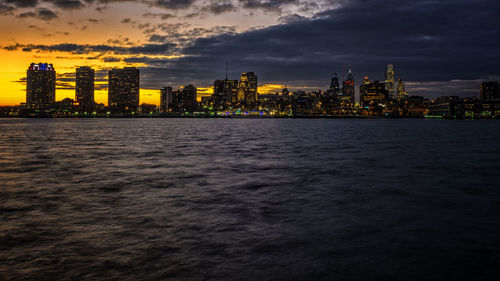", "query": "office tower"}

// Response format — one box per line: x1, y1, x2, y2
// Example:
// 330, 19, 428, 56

26, 63, 56, 109
359, 78, 388, 106
396, 78, 408, 101
160, 86, 173, 112
75, 66, 95, 112
385, 64, 395, 99
224, 80, 238, 104
480, 81, 499, 100
341, 67, 355, 104
363, 75, 371, 85
330, 73, 340, 92
180, 84, 197, 111
214, 79, 238, 105
238, 72, 258, 104
108, 67, 140, 113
